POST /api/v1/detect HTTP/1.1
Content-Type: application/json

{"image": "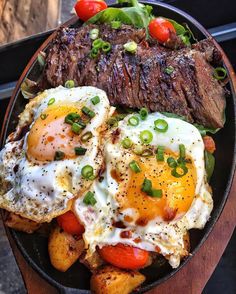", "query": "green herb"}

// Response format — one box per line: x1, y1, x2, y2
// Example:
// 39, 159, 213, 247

141, 178, 162, 198
54, 151, 65, 161
89, 28, 99, 40
204, 150, 215, 181
81, 165, 95, 180
121, 137, 133, 149
213, 67, 227, 80
165, 66, 174, 75
132, 144, 143, 155
150, 189, 163, 198
107, 117, 118, 127
154, 119, 168, 133
81, 131, 93, 142
179, 144, 186, 159
167, 18, 193, 46
48, 98, 55, 105
171, 164, 188, 178
40, 113, 48, 120
92, 38, 103, 49
72, 122, 83, 134
167, 157, 177, 168
102, 41, 112, 53
82, 106, 95, 118
156, 146, 165, 161
65, 113, 81, 125
91, 96, 100, 105
128, 116, 139, 126
74, 147, 87, 155
139, 107, 148, 120
129, 160, 141, 173
90, 47, 99, 58
111, 20, 121, 29
64, 80, 75, 88
140, 130, 153, 144
83, 191, 97, 206
124, 41, 138, 54
141, 148, 153, 157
